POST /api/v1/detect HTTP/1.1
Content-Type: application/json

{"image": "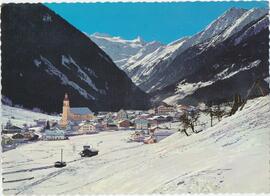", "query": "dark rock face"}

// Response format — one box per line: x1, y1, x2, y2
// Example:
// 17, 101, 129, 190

1, 3, 150, 113
150, 15, 269, 105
